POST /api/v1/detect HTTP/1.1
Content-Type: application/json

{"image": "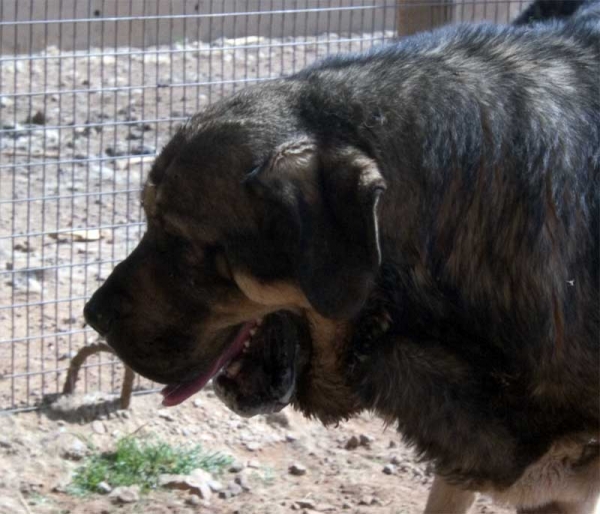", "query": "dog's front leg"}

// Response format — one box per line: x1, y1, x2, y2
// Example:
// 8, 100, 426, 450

424, 475, 476, 514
